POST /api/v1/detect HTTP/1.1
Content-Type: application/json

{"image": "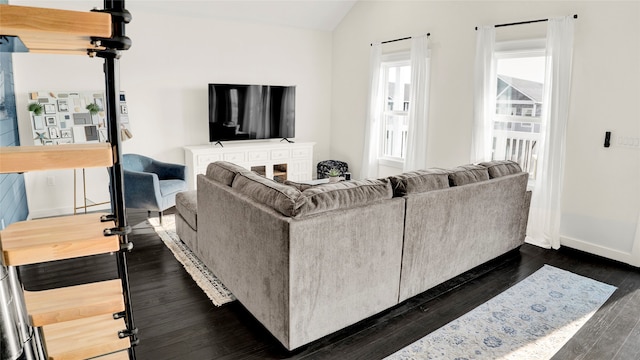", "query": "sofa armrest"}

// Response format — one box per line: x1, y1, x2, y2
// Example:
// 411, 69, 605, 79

123, 169, 163, 210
